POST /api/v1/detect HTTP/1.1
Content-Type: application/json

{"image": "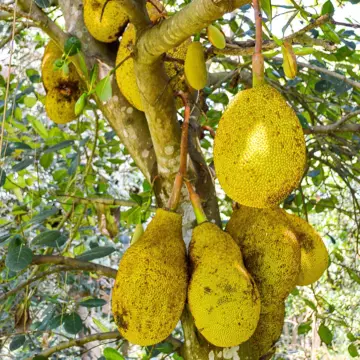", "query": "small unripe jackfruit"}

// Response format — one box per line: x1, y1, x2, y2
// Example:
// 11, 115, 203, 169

214, 84, 306, 208
115, 1, 187, 111
41, 41, 80, 91
45, 85, 80, 124
239, 302, 285, 359
184, 42, 207, 90
112, 209, 187, 346
226, 206, 301, 305
283, 212, 329, 285
282, 41, 297, 79
83, 0, 128, 43
207, 25, 226, 49
188, 222, 260, 347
